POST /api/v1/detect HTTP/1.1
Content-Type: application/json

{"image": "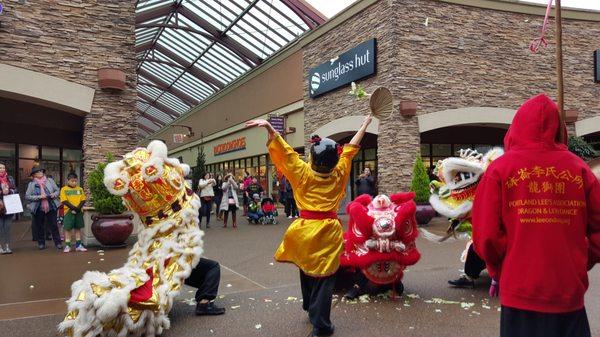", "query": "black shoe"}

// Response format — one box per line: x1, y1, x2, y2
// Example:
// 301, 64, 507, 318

311, 325, 335, 337
195, 302, 225, 316
394, 281, 404, 295
448, 276, 475, 288
56, 244, 63, 250
344, 286, 361, 300
38, 244, 46, 250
